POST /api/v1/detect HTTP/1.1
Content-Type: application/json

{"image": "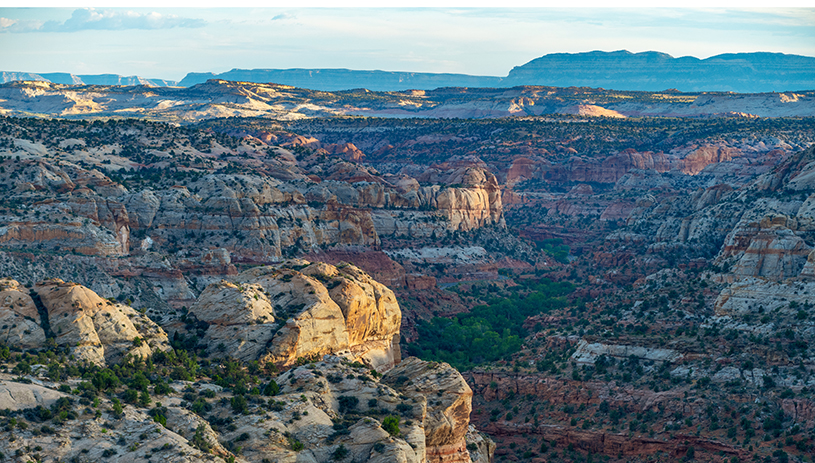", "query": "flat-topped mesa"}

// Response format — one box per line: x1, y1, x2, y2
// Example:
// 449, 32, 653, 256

188, 260, 401, 372
33, 279, 170, 366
